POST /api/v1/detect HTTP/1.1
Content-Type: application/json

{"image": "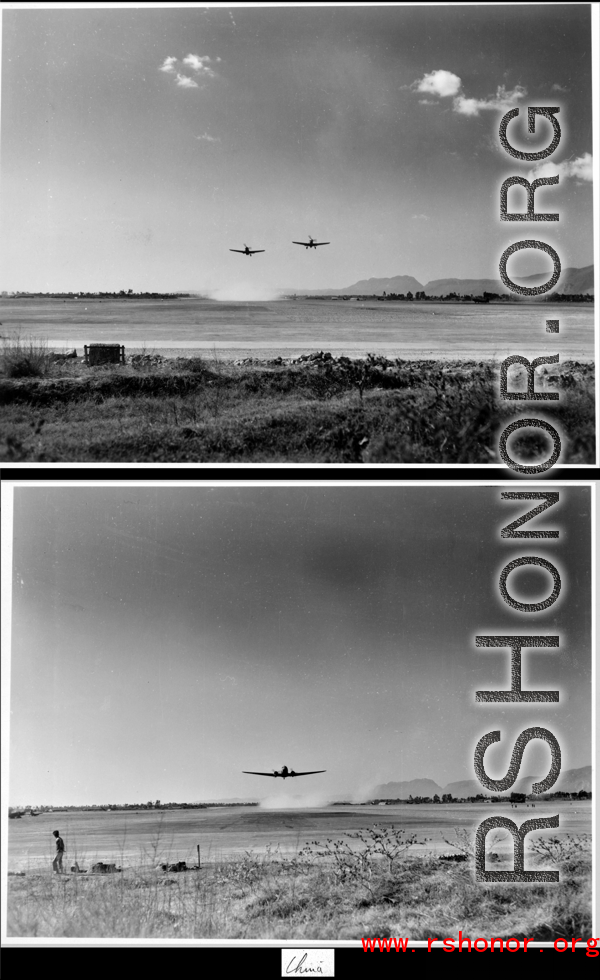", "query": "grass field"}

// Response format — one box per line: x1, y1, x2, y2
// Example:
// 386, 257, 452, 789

6, 803, 592, 939
0, 346, 594, 463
